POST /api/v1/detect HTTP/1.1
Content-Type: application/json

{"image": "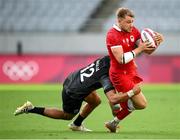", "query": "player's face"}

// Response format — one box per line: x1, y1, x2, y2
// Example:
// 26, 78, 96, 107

118, 16, 134, 32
